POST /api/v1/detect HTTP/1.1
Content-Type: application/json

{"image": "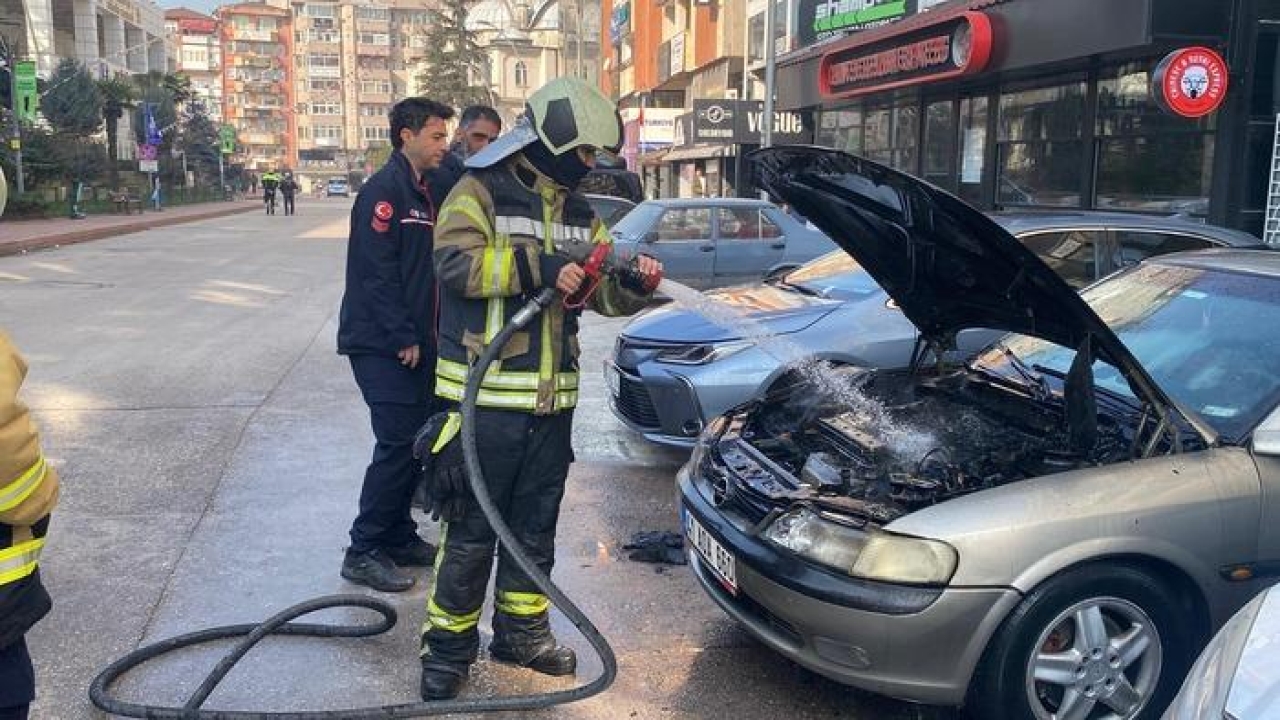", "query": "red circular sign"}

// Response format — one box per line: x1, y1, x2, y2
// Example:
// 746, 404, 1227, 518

374, 201, 394, 221
1153, 46, 1229, 118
